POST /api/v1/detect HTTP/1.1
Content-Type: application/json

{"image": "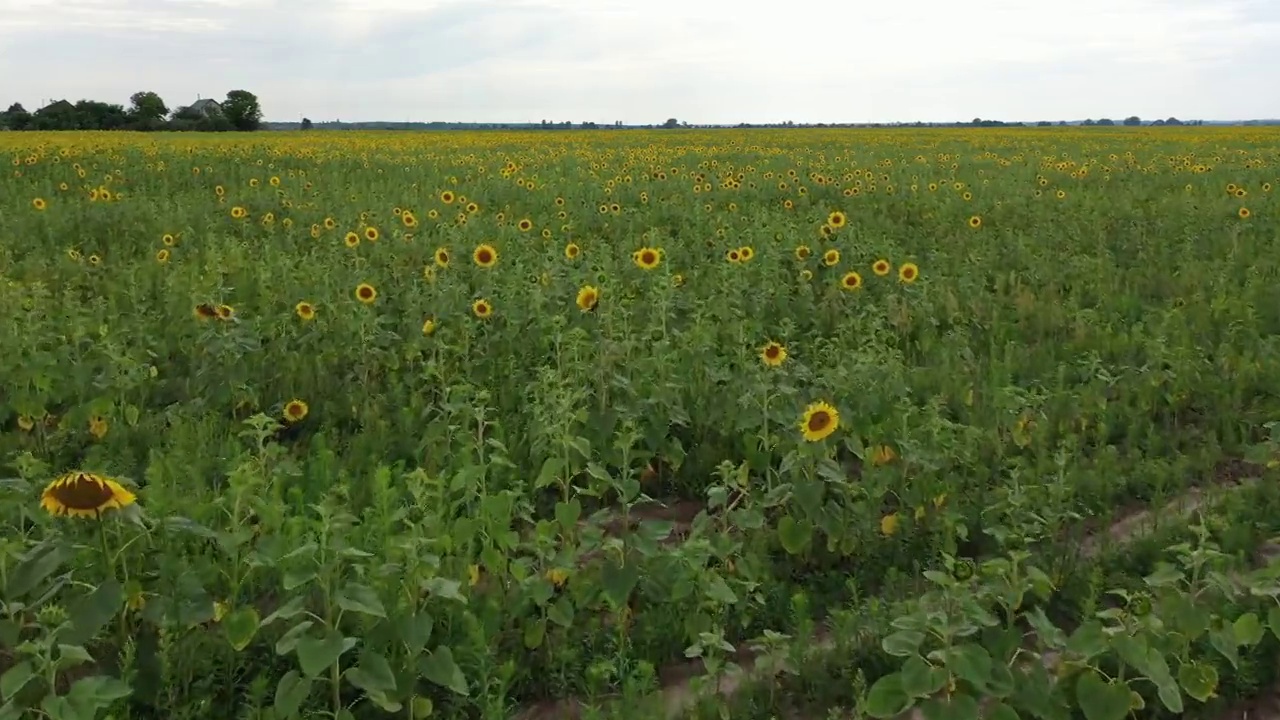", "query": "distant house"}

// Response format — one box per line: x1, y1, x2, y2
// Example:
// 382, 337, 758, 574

37, 100, 75, 116
187, 98, 222, 117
